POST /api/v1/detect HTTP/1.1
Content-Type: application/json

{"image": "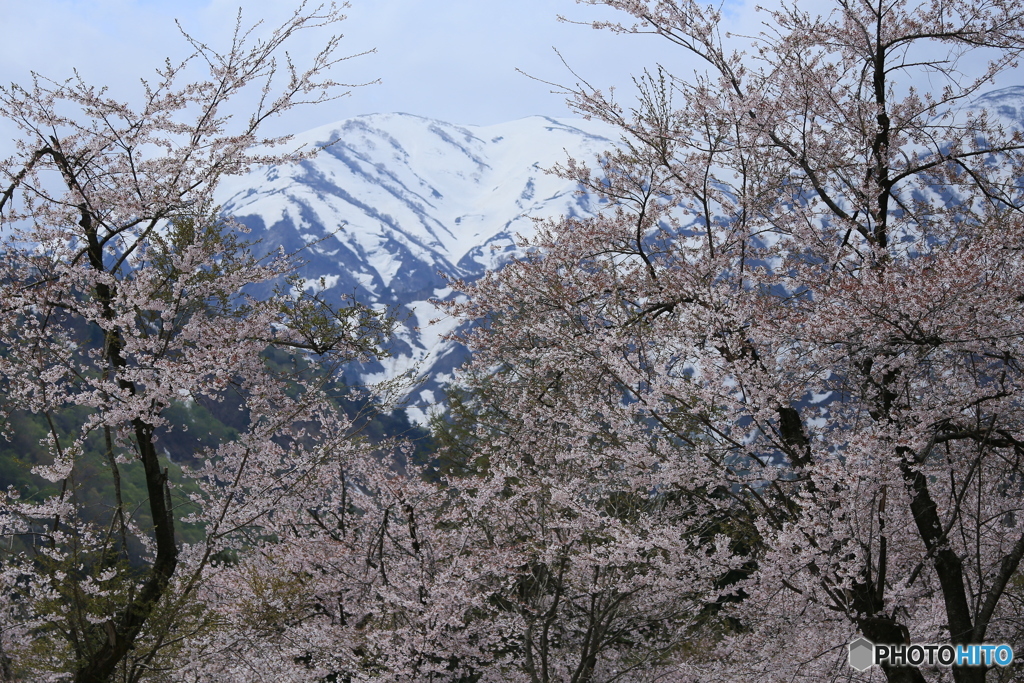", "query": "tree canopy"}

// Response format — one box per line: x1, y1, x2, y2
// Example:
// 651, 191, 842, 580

4, 0, 1024, 681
